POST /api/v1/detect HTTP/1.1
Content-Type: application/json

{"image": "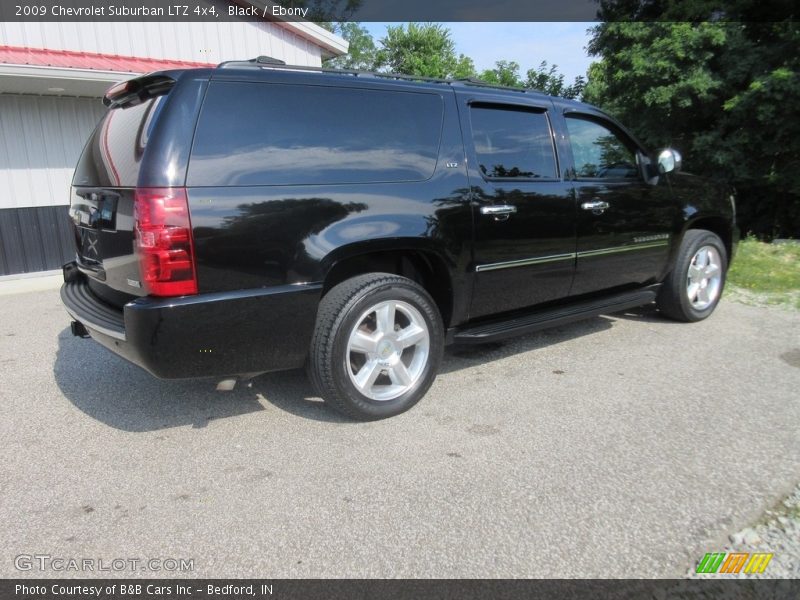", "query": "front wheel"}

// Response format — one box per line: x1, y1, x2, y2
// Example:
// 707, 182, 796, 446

308, 273, 444, 421
657, 229, 728, 322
